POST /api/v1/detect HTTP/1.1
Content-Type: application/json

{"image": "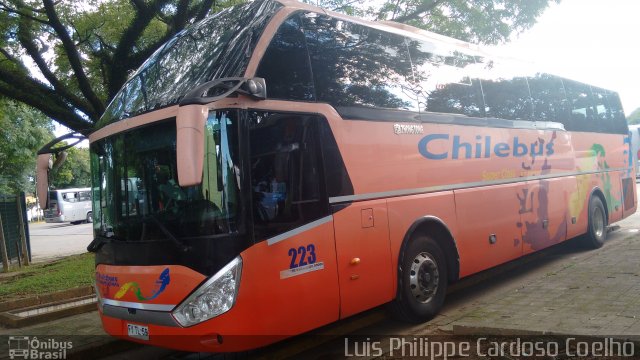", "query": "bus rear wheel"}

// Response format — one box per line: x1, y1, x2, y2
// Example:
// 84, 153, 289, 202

86, 212, 93, 224
391, 235, 447, 323
582, 196, 607, 249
